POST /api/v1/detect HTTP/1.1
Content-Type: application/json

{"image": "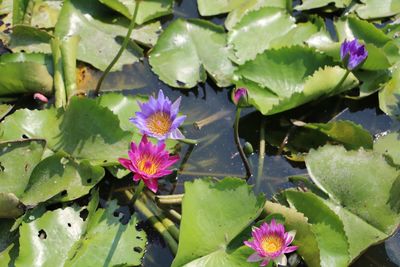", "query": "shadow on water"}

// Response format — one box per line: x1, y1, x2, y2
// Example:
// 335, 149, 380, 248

77, 0, 400, 266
